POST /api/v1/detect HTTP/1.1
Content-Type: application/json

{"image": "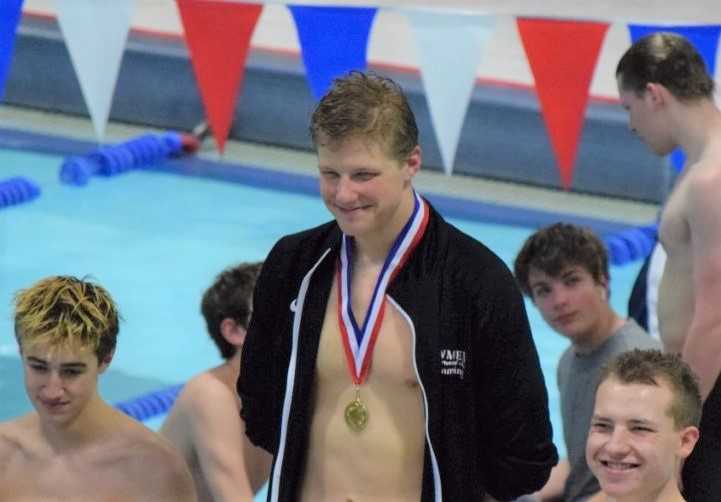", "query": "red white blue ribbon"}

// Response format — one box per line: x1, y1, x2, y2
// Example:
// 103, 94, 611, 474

336, 191, 429, 384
